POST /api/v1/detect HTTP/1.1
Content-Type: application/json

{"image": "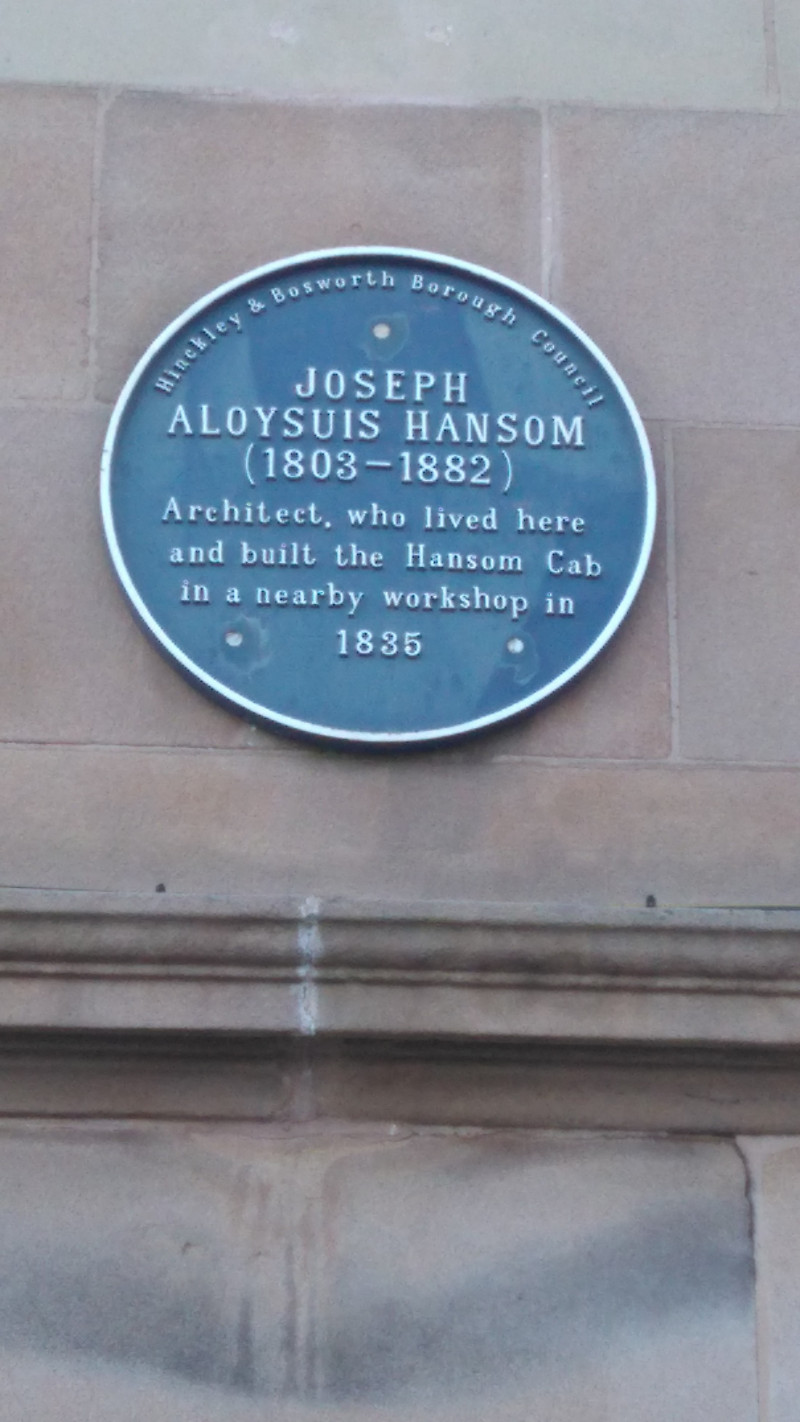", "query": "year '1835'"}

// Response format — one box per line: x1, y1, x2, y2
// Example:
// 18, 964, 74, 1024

336, 629, 422, 657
